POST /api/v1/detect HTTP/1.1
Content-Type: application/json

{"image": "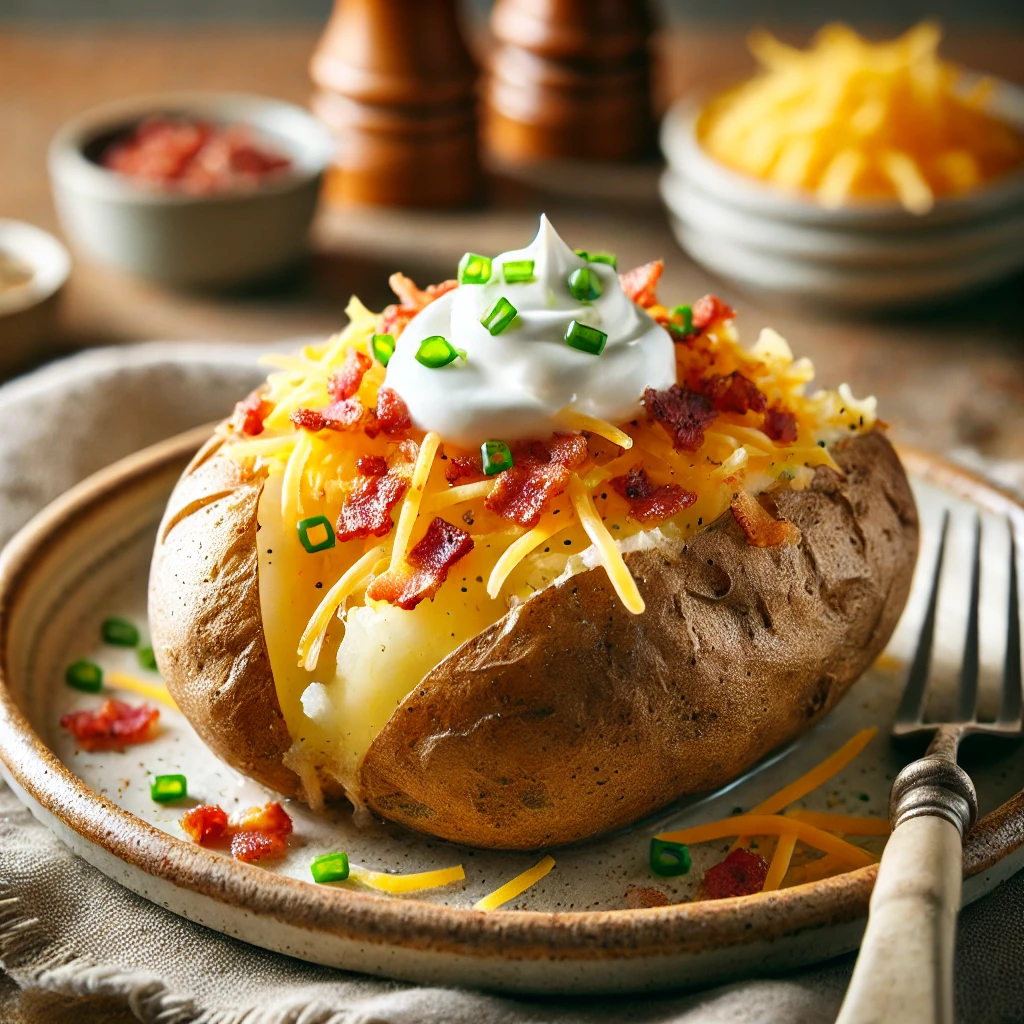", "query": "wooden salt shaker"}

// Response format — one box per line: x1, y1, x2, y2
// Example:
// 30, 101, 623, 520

482, 0, 657, 164
310, 0, 481, 207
